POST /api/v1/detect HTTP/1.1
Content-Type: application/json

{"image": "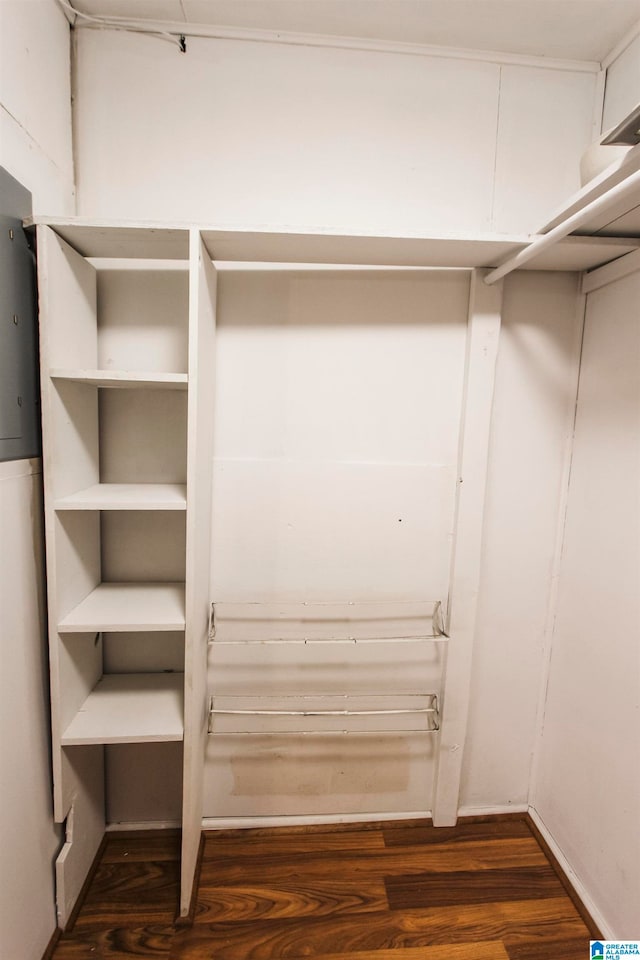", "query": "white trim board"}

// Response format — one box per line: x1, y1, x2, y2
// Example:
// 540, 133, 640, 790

0, 457, 42, 480
201, 811, 433, 831
67, 16, 600, 73
528, 806, 614, 938
582, 245, 640, 292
